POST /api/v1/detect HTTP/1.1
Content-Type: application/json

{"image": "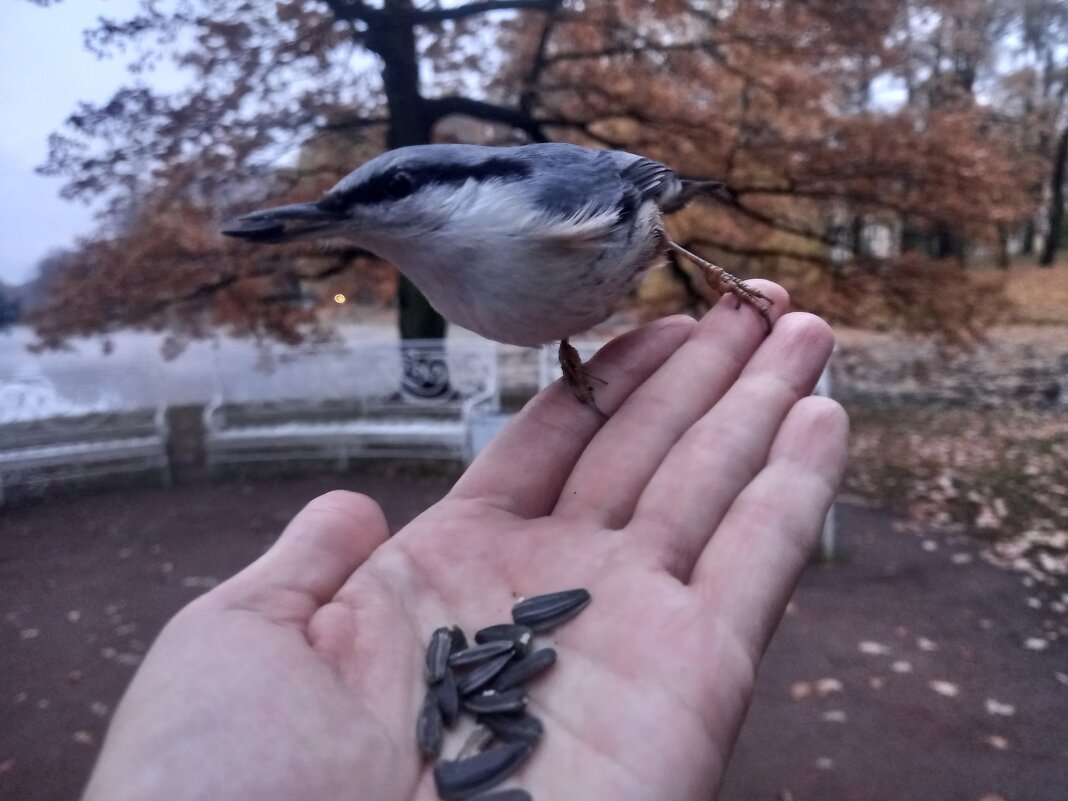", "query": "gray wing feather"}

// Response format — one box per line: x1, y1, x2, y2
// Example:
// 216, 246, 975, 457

517, 143, 628, 219
615, 156, 675, 203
